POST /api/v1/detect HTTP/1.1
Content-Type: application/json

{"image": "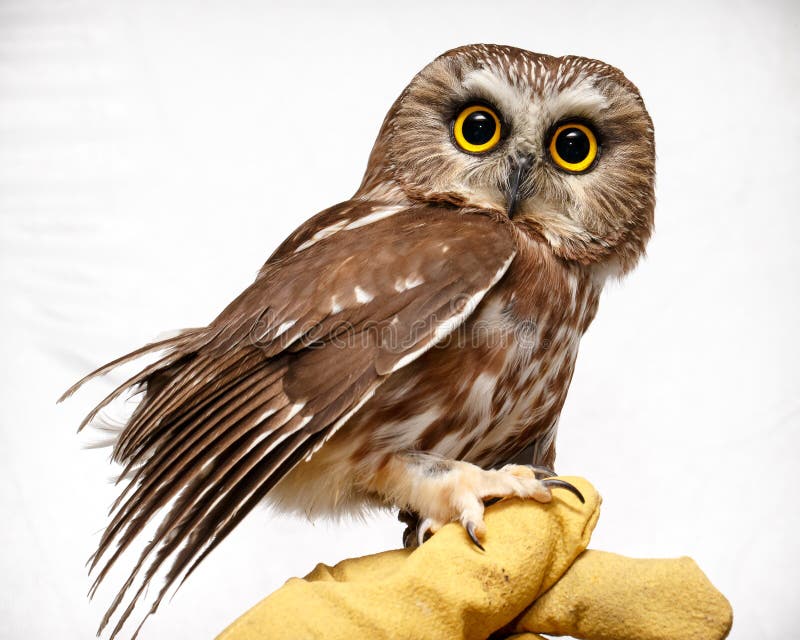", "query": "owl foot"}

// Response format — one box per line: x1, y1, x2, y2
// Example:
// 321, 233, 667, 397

382, 457, 583, 550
